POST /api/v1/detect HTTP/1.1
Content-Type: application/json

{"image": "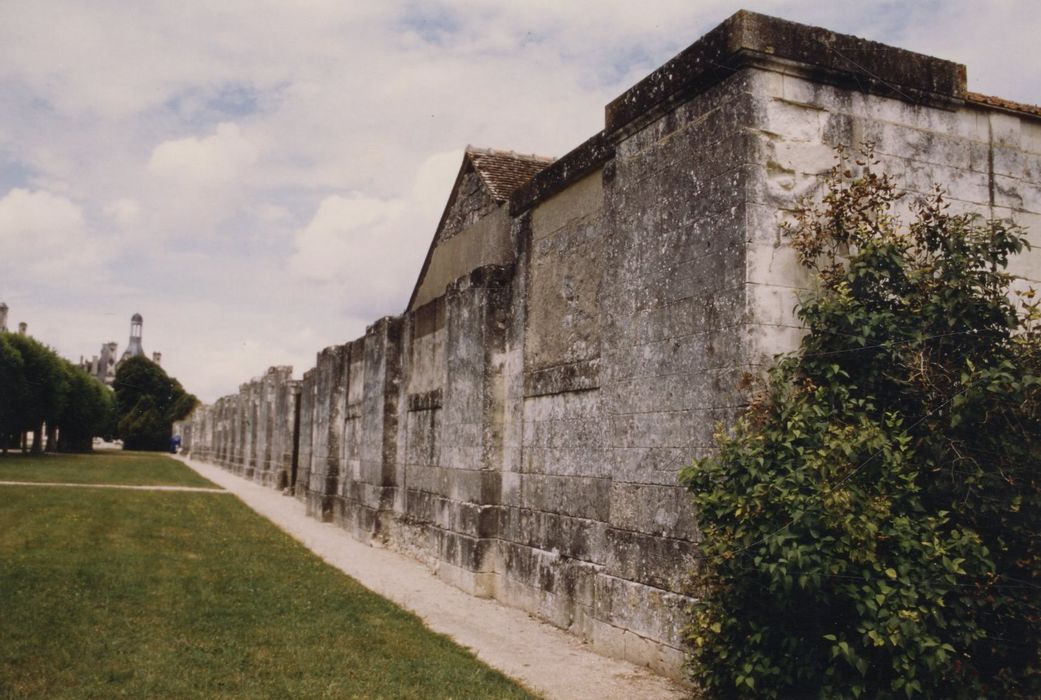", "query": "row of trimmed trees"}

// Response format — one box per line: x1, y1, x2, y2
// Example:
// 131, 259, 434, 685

0, 332, 114, 453
0, 333, 197, 454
